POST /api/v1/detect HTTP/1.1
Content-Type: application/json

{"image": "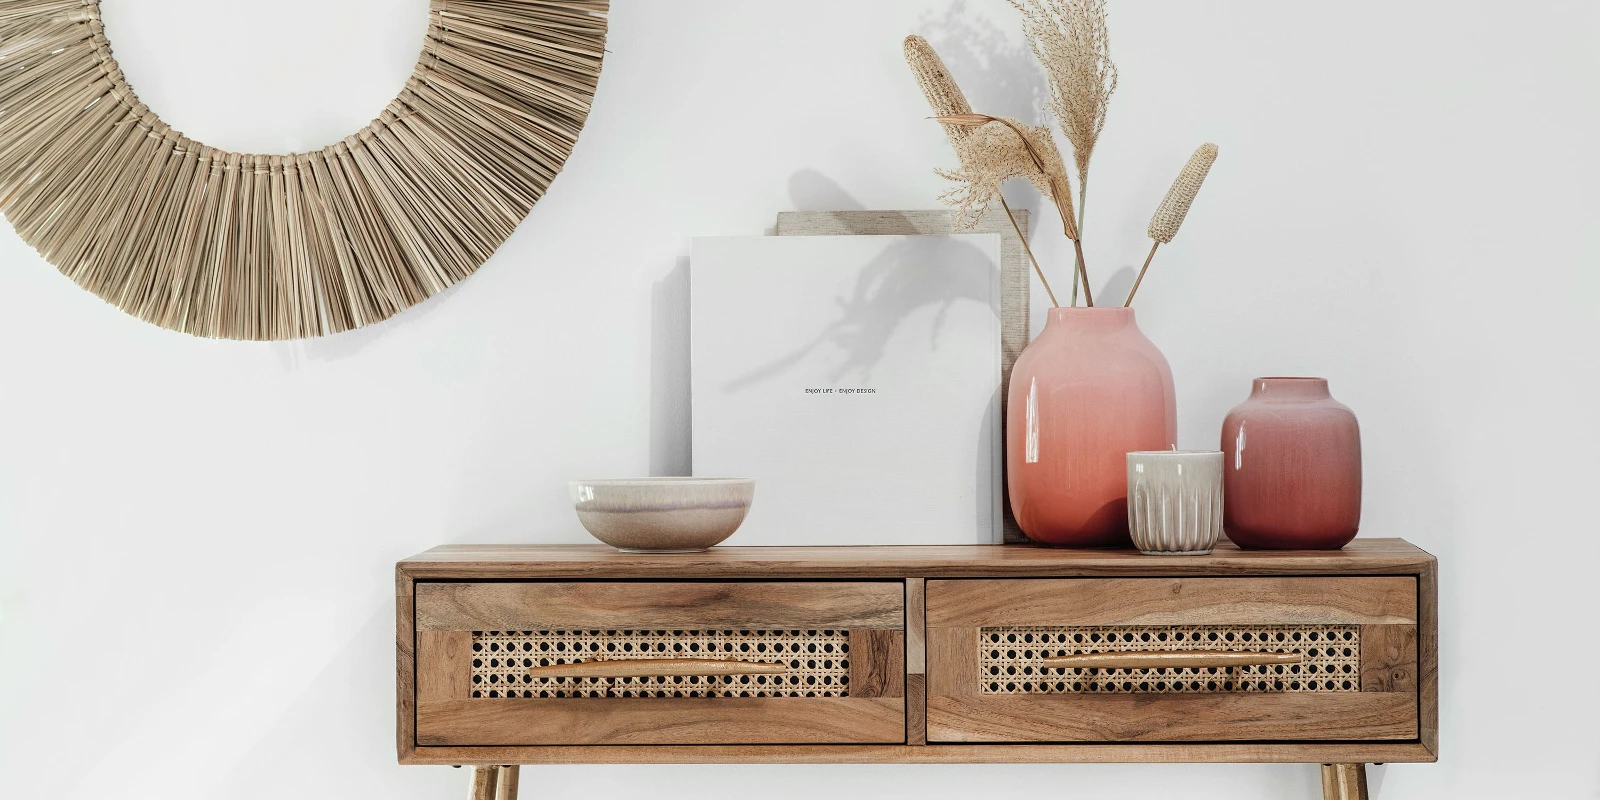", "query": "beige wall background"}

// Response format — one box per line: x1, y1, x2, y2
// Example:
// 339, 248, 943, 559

1, 0, 1596, 797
